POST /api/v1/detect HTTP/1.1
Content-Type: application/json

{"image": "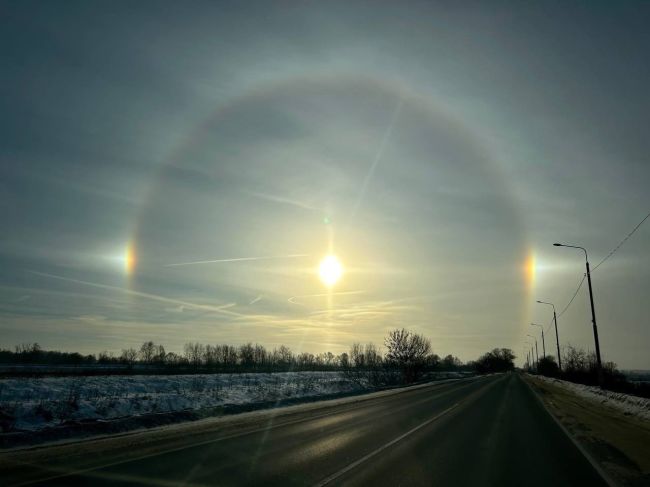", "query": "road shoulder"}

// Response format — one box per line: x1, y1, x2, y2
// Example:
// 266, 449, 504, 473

525, 375, 650, 487
0, 375, 472, 451
0, 376, 484, 486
